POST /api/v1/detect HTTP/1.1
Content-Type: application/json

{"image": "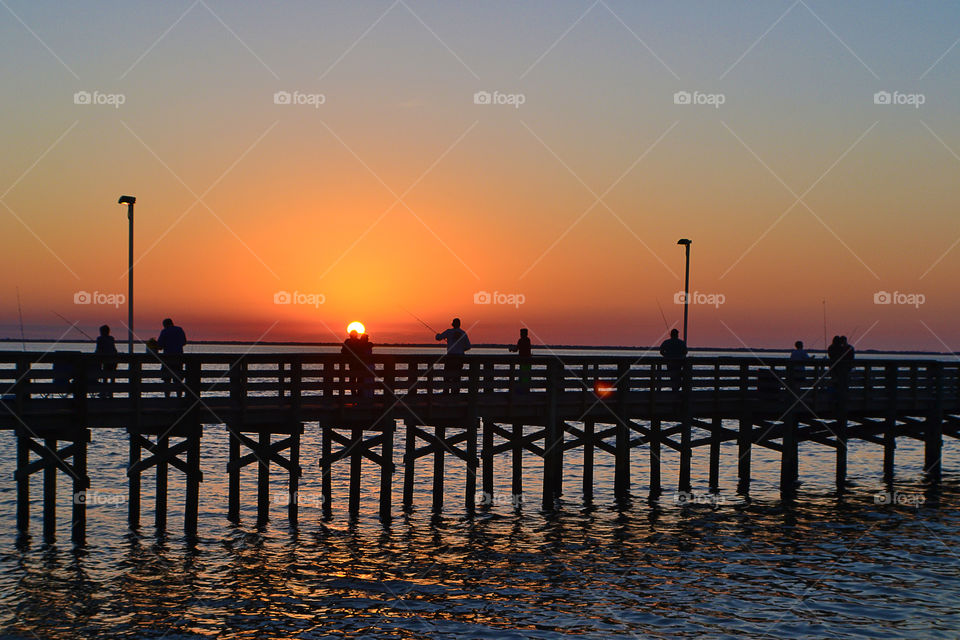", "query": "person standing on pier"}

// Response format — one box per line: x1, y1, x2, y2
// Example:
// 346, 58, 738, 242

659, 328, 688, 392
789, 340, 812, 386
157, 318, 187, 398
95, 324, 118, 396
436, 318, 471, 394
341, 329, 365, 400
508, 328, 532, 393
